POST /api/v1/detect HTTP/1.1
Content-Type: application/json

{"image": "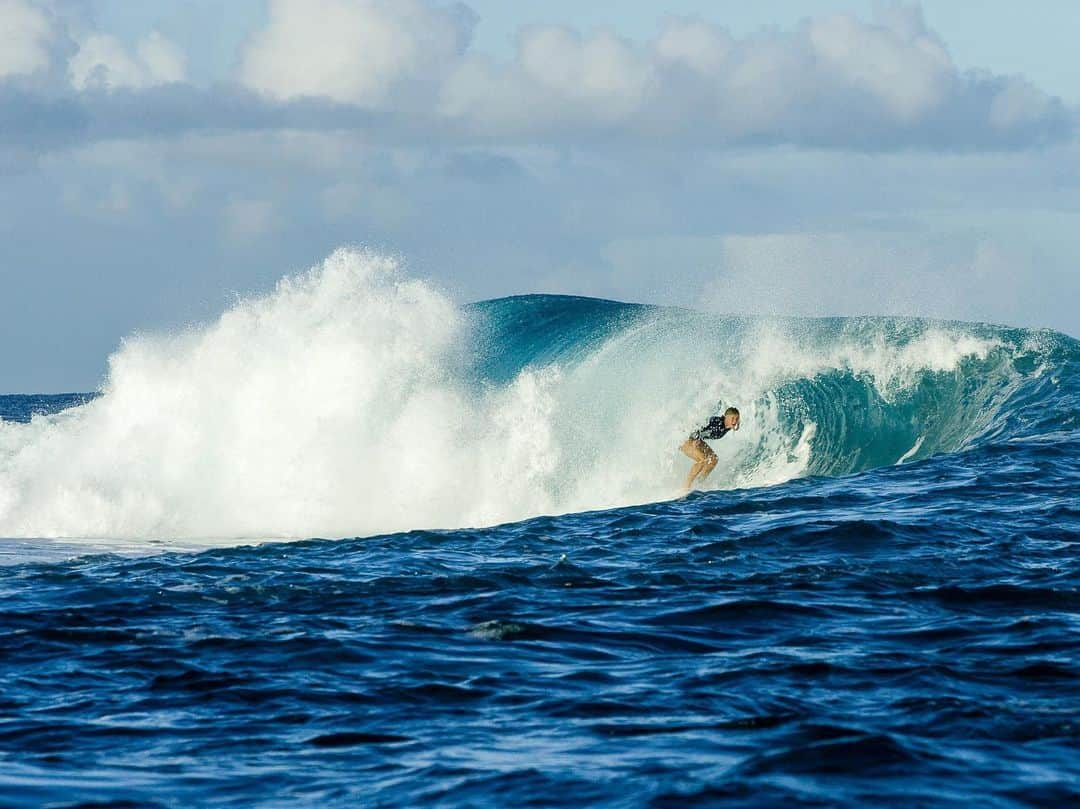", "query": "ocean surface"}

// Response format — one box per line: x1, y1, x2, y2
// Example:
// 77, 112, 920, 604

1, 250, 1077, 807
